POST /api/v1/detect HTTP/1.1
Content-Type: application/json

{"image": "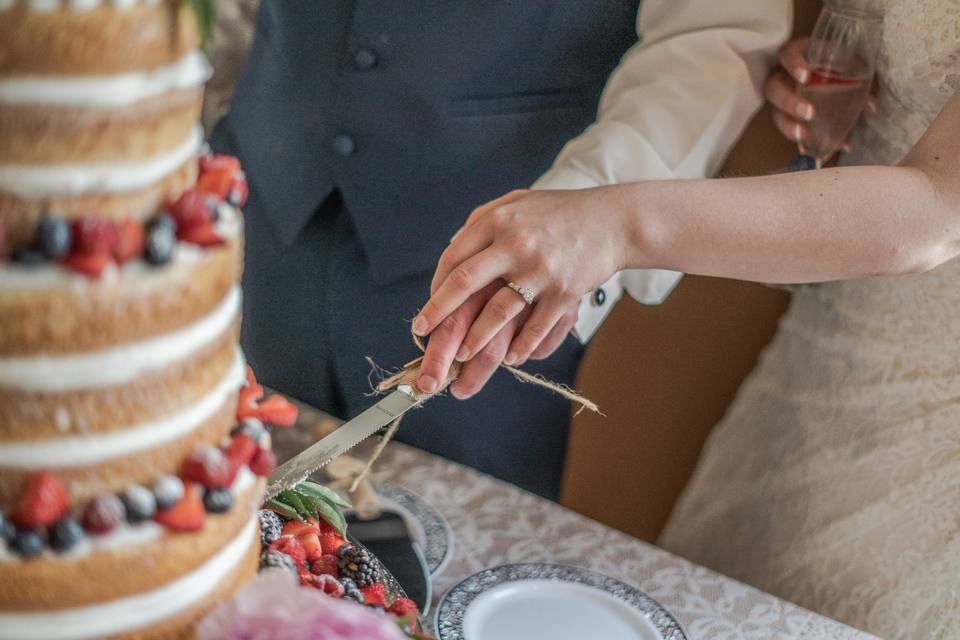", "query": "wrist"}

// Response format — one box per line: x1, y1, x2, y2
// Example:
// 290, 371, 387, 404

612, 182, 663, 270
